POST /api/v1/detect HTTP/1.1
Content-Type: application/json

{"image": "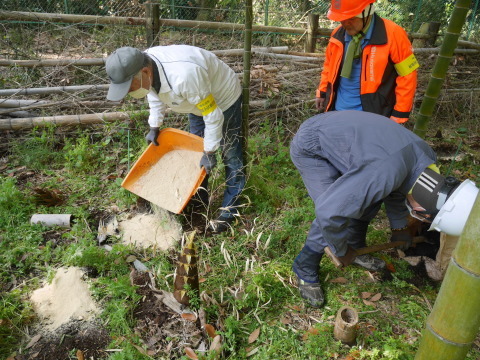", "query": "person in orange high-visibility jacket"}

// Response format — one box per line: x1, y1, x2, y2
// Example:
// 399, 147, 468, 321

316, 0, 419, 123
